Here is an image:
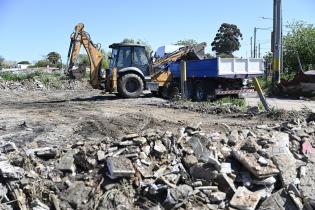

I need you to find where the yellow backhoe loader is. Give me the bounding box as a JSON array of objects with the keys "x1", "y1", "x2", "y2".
[{"x1": 65, "y1": 23, "x2": 206, "y2": 98}]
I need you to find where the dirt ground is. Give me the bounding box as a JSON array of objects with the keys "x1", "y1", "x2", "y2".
[
  {"x1": 245, "y1": 93, "x2": 315, "y2": 111},
  {"x1": 0, "y1": 90, "x2": 276, "y2": 149}
]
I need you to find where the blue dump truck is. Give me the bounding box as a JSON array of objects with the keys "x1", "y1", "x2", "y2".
[{"x1": 165, "y1": 57, "x2": 265, "y2": 101}]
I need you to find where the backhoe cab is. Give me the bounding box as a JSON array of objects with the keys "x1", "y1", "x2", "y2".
[{"x1": 108, "y1": 43, "x2": 157, "y2": 98}]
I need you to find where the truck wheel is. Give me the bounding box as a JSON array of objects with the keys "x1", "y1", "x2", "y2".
[
  {"x1": 118, "y1": 73, "x2": 144, "y2": 98},
  {"x1": 193, "y1": 81, "x2": 207, "y2": 101}
]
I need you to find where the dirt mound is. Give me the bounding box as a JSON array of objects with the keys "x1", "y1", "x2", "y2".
[{"x1": 74, "y1": 113, "x2": 156, "y2": 140}]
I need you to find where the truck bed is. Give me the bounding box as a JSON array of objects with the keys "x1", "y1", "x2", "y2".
[{"x1": 169, "y1": 58, "x2": 265, "y2": 79}]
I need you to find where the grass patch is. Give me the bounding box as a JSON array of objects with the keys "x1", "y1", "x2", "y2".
[{"x1": 214, "y1": 96, "x2": 247, "y2": 108}]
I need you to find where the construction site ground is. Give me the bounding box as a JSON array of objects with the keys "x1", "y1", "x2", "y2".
[{"x1": 0, "y1": 89, "x2": 310, "y2": 149}]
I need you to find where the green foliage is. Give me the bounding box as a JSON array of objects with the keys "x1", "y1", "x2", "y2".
[
  {"x1": 121, "y1": 38, "x2": 152, "y2": 55},
  {"x1": 256, "y1": 76, "x2": 272, "y2": 91},
  {"x1": 174, "y1": 39, "x2": 198, "y2": 47},
  {"x1": 76, "y1": 49, "x2": 110, "y2": 70},
  {"x1": 263, "y1": 52, "x2": 273, "y2": 65},
  {"x1": 34, "y1": 59, "x2": 50, "y2": 67},
  {"x1": 211, "y1": 23, "x2": 243, "y2": 56},
  {"x1": 17, "y1": 61, "x2": 31, "y2": 65},
  {"x1": 214, "y1": 96, "x2": 246, "y2": 107},
  {"x1": 0, "y1": 56, "x2": 4, "y2": 69},
  {"x1": 77, "y1": 54, "x2": 90, "y2": 66},
  {"x1": 0, "y1": 71, "x2": 41, "y2": 81},
  {"x1": 0, "y1": 71, "x2": 66, "y2": 89},
  {"x1": 216, "y1": 53, "x2": 234, "y2": 58},
  {"x1": 100, "y1": 49, "x2": 110, "y2": 70},
  {"x1": 283, "y1": 21, "x2": 315, "y2": 73},
  {"x1": 47, "y1": 52, "x2": 61, "y2": 66}
]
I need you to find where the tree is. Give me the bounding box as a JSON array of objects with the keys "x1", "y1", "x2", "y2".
[
  {"x1": 121, "y1": 38, "x2": 152, "y2": 55},
  {"x1": 17, "y1": 61, "x2": 31, "y2": 65},
  {"x1": 283, "y1": 21, "x2": 315, "y2": 73},
  {"x1": 0, "y1": 56, "x2": 4, "y2": 69},
  {"x1": 47, "y1": 52, "x2": 61, "y2": 66},
  {"x1": 174, "y1": 39, "x2": 198, "y2": 47},
  {"x1": 211, "y1": 23, "x2": 243, "y2": 57},
  {"x1": 34, "y1": 59, "x2": 50, "y2": 67},
  {"x1": 76, "y1": 49, "x2": 110, "y2": 70}
]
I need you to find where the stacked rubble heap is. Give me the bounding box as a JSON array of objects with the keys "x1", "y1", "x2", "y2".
[{"x1": 0, "y1": 113, "x2": 315, "y2": 209}]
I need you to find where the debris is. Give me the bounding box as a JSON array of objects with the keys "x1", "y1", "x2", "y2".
[
  {"x1": 0, "y1": 109, "x2": 313, "y2": 209},
  {"x1": 258, "y1": 189, "x2": 298, "y2": 210},
  {"x1": 153, "y1": 140, "x2": 167, "y2": 156},
  {"x1": 209, "y1": 191, "x2": 226, "y2": 202},
  {"x1": 55, "y1": 153, "x2": 75, "y2": 173},
  {"x1": 62, "y1": 181, "x2": 92, "y2": 209},
  {"x1": 106, "y1": 156, "x2": 135, "y2": 178},
  {"x1": 0, "y1": 161, "x2": 25, "y2": 179},
  {"x1": 272, "y1": 152, "x2": 297, "y2": 186},
  {"x1": 228, "y1": 129, "x2": 239, "y2": 146},
  {"x1": 230, "y1": 186, "x2": 261, "y2": 210},
  {"x1": 31, "y1": 199, "x2": 49, "y2": 210},
  {"x1": 2, "y1": 142, "x2": 18, "y2": 153},
  {"x1": 302, "y1": 140, "x2": 314, "y2": 154},
  {"x1": 232, "y1": 150, "x2": 279, "y2": 178}
]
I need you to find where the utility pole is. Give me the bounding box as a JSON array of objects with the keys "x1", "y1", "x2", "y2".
[
  {"x1": 258, "y1": 43, "x2": 261, "y2": 58},
  {"x1": 250, "y1": 37, "x2": 253, "y2": 57},
  {"x1": 272, "y1": 0, "x2": 282, "y2": 85},
  {"x1": 254, "y1": 27, "x2": 257, "y2": 58}
]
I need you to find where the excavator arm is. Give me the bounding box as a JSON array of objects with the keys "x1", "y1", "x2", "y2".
[{"x1": 66, "y1": 23, "x2": 103, "y2": 89}]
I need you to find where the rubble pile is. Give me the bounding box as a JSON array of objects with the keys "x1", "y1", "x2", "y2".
[
  {"x1": 0, "y1": 79, "x2": 92, "y2": 91},
  {"x1": 161, "y1": 100, "x2": 244, "y2": 115},
  {"x1": 0, "y1": 116, "x2": 315, "y2": 209}
]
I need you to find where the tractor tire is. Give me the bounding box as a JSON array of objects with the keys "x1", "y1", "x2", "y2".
[{"x1": 118, "y1": 73, "x2": 144, "y2": 98}]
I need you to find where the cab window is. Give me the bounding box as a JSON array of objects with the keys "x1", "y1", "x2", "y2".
[
  {"x1": 116, "y1": 47, "x2": 132, "y2": 68},
  {"x1": 133, "y1": 47, "x2": 149, "y2": 66}
]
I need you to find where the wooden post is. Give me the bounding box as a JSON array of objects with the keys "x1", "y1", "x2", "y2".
[
  {"x1": 180, "y1": 61, "x2": 187, "y2": 99},
  {"x1": 253, "y1": 77, "x2": 270, "y2": 112}
]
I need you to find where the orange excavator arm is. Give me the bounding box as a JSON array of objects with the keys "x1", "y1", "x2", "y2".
[{"x1": 66, "y1": 23, "x2": 103, "y2": 89}]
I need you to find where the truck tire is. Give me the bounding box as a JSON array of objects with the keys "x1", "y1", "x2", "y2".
[
  {"x1": 193, "y1": 81, "x2": 207, "y2": 101},
  {"x1": 118, "y1": 73, "x2": 144, "y2": 98}
]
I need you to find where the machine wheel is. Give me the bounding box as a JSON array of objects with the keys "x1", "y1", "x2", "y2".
[
  {"x1": 118, "y1": 73, "x2": 144, "y2": 98},
  {"x1": 193, "y1": 81, "x2": 207, "y2": 101}
]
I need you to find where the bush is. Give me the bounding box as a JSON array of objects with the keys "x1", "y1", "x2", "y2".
[{"x1": 215, "y1": 96, "x2": 246, "y2": 107}]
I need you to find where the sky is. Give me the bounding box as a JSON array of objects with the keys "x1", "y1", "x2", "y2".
[{"x1": 0, "y1": 0, "x2": 314, "y2": 63}]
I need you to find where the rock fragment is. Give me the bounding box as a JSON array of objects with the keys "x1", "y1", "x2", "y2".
[
  {"x1": 106, "y1": 156, "x2": 135, "y2": 178},
  {"x1": 0, "y1": 161, "x2": 24, "y2": 179},
  {"x1": 230, "y1": 186, "x2": 261, "y2": 210}
]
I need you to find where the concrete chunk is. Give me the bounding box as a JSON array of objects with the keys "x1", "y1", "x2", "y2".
[
  {"x1": 272, "y1": 152, "x2": 296, "y2": 187},
  {"x1": 153, "y1": 140, "x2": 167, "y2": 156},
  {"x1": 0, "y1": 161, "x2": 25, "y2": 179},
  {"x1": 258, "y1": 189, "x2": 298, "y2": 210},
  {"x1": 121, "y1": 133, "x2": 139, "y2": 140},
  {"x1": 55, "y1": 154, "x2": 75, "y2": 173},
  {"x1": 2, "y1": 142, "x2": 18, "y2": 153},
  {"x1": 232, "y1": 150, "x2": 279, "y2": 178},
  {"x1": 230, "y1": 186, "x2": 261, "y2": 210},
  {"x1": 106, "y1": 156, "x2": 135, "y2": 178},
  {"x1": 209, "y1": 192, "x2": 226, "y2": 202},
  {"x1": 228, "y1": 129, "x2": 239, "y2": 146}
]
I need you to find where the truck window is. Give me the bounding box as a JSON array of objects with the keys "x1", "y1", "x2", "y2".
[{"x1": 116, "y1": 47, "x2": 132, "y2": 68}]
